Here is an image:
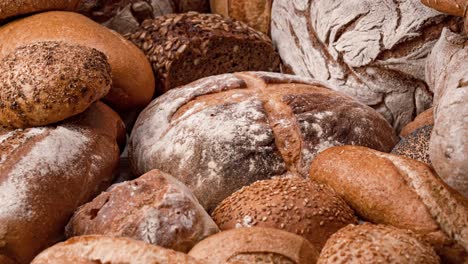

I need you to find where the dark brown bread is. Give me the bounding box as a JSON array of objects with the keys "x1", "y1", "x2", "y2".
[
  {"x1": 392, "y1": 125, "x2": 432, "y2": 165},
  {"x1": 188, "y1": 227, "x2": 319, "y2": 263},
  {"x1": 400, "y1": 107, "x2": 434, "y2": 137},
  {"x1": 318, "y1": 223, "x2": 440, "y2": 264},
  {"x1": 129, "y1": 72, "x2": 398, "y2": 211},
  {"x1": 0, "y1": 102, "x2": 124, "y2": 264},
  {"x1": 0, "y1": 0, "x2": 80, "y2": 21},
  {"x1": 174, "y1": 0, "x2": 210, "y2": 13},
  {"x1": 126, "y1": 13, "x2": 280, "y2": 94},
  {"x1": 0, "y1": 41, "x2": 111, "y2": 129},
  {"x1": 212, "y1": 176, "x2": 357, "y2": 250},
  {"x1": 66, "y1": 169, "x2": 219, "y2": 252}
]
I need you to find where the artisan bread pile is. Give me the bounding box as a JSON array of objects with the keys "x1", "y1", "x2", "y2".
[{"x1": 0, "y1": 0, "x2": 466, "y2": 263}]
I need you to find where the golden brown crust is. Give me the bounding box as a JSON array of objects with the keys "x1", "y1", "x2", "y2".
[
  {"x1": 188, "y1": 227, "x2": 319, "y2": 263},
  {"x1": 0, "y1": 11, "x2": 155, "y2": 110},
  {"x1": 421, "y1": 0, "x2": 468, "y2": 16},
  {"x1": 400, "y1": 107, "x2": 434, "y2": 137},
  {"x1": 0, "y1": 0, "x2": 81, "y2": 21}
]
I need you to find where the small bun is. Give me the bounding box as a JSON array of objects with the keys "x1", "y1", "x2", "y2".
[
  {"x1": 318, "y1": 223, "x2": 440, "y2": 264},
  {"x1": 188, "y1": 227, "x2": 319, "y2": 263},
  {"x1": 0, "y1": 41, "x2": 111, "y2": 128},
  {"x1": 212, "y1": 176, "x2": 358, "y2": 249},
  {"x1": 31, "y1": 235, "x2": 202, "y2": 264},
  {"x1": 392, "y1": 125, "x2": 432, "y2": 165}
]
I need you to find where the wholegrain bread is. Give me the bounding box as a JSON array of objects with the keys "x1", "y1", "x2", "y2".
[{"x1": 392, "y1": 125, "x2": 432, "y2": 165}]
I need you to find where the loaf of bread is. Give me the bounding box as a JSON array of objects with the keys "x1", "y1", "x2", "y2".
[
  {"x1": 0, "y1": 102, "x2": 124, "y2": 264},
  {"x1": 126, "y1": 13, "x2": 280, "y2": 94},
  {"x1": 31, "y1": 235, "x2": 202, "y2": 264},
  {"x1": 318, "y1": 224, "x2": 440, "y2": 264},
  {"x1": 426, "y1": 29, "x2": 468, "y2": 198},
  {"x1": 421, "y1": 0, "x2": 468, "y2": 16},
  {"x1": 0, "y1": 41, "x2": 111, "y2": 129},
  {"x1": 129, "y1": 72, "x2": 398, "y2": 211},
  {"x1": 271, "y1": 0, "x2": 463, "y2": 130},
  {"x1": 392, "y1": 125, "x2": 432, "y2": 165},
  {"x1": 66, "y1": 169, "x2": 219, "y2": 252},
  {"x1": 210, "y1": 0, "x2": 272, "y2": 34},
  {"x1": 0, "y1": 11, "x2": 155, "y2": 110},
  {"x1": 188, "y1": 227, "x2": 319, "y2": 263},
  {"x1": 212, "y1": 176, "x2": 357, "y2": 250},
  {"x1": 309, "y1": 146, "x2": 468, "y2": 262},
  {"x1": 400, "y1": 107, "x2": 434, "y2": 137},
  {"x1": 0, "y1": 0, "x2": 80, "y2": 21}
]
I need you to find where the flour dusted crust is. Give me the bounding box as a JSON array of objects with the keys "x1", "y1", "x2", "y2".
[
  {"x1": 129, "y1": 72, "x2": 397, "y2": 211},
  {"x1": 271, "y1": 0, "x2": 462, "y2": 130},
  {"x1": 426, "y1": 29, "x2": 468, "y2": 198},
  {"x1": 66, "y1": 169, "x2": 219, "y2": 252}
]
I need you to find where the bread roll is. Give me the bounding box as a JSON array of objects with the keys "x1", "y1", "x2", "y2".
[
  {"x1": 0, "y1": 41, "x2": 111, "y2": 129},
  {"x1": 210, "y1": 0, "x2": 272, "y2": 34},
  {"x1": 392, "y1": 125, "x2": 432, "y2": 165},
  {"x1": 421, "y1": 0, "x2": 468, "y2": 16},
  {"x1": 0, "y1": 0, "x2": 80, "y2": 21},
  {"x1": 318, "y1": 223, "x2": 440, "y2": 264},
  {"x1": 271, "y1": 0, "x2": 463, "y2": 130},
  {"x1": 66, "y1": 169, "x2": 219, "y2": 252},
  {"x1": 426, "y1": 29, "x2": 468, "y2": 198},
  {"x1": 400, "y1": 107, "x2": 434, "y2": 137},
  {"x1": 129, "y1": 72, "x2": 398, "y2": 211},
  {"x1": 0, "y1": 11, "x2": 155, "y2": 110},
  {"x1": 212, "y1": 176, "x2": 357, "y2": 249},
  {"x1": 126, "y1": 13, "x2": 280, "y2": 94},
  {"x1": 0, "y1": 102, "x2": 124, "y2": 264},
  {"x1": 188, "y1": 227, "x2": 319, "y2": 263},
  {"x1": 31, "y1": 235, "x2": 202, "y2": 264}
]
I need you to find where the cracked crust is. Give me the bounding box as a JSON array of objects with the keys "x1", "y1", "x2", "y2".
[
  {"x1": 129, "y1": 72, "x2": 398, "y2": 211},
  {"x1": 271, "y1": 0, "x2": 463, "y2": 131}
]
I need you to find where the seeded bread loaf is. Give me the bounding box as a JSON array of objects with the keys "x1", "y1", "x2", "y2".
[
  {"x1": 31, "y1": 235, "x2": 203, "y2": 264},
  {"x1": 0, "y1": 11, "x2": 155, "y2": 110},
  {"x1": 400, "y1": 107, "x2": 434, "y2": 137},
  {"x1": 212, "y1": 176, "x2": 357, "y2": 250},
  {"x1": 0, "y1": 102, "x2": 124, "y2": 264},
  {"x1": 271, "y1": 0, "x2": 463, "y2": 130},
  {"x1": 66, "y1": 169, "x2": 219, "y2": 252},
  {"x1": 126, "y1": 13, "x2": 280, "y2": 94},
  {"x1": 129, "y1": 72, "x2": 398, "y2": 211},
  {"x1": 392, "y1": 125, "x2": 432, "y2": 165},
  {"x1": 421, "y1": 0, "x2": 468, "y2": 16},
  {"x1": 188, "y1": 227, "x2": 319, "y2": 263},
  {"x1": 426, "y1": 29, "x2": 468, "y2": 198},
  {"x1": 0, "y1": 41, "x2": 111, "y2": 129}
]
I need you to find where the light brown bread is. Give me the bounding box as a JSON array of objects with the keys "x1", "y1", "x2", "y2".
[
  {"x1": 421, "y1": 0, "x2": 468, "y2": 16},
  {"x1": 188, "y1": 227, "x2": 319, "y2": 263},
  {"x1": 31, "y1": 235, "x2": 202, "y2": 264},
  {"x1": 318, "y1": 223, "x2": 440, "y2": 264},
  {"x1": 400, "y1": 107, "x2": 434, "y2": 137},
  {"x1": 66, "y1": 169, "x2": 219, "y2": 252},
  {"x1": 0, "y1": 102, "x2": 124, "y2": 264},
  {"x1": 0, "y1": 41, "x2": 111, "y2": 129},
  {"x1": 212, "y1": 176, "x2": 357, "y2": 250},
  {"x1": 392, "y1": 125, "x2": 432, "y2": 165},
  {"x1": 0, "y1": 11, "x2": 155, "y2": 110}
]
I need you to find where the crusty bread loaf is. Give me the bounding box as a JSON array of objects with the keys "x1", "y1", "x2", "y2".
[
  {"x1": 66, "y1": 169, "x2": 219, "y2": 252},
  {"x1": 400, "y1": 107, "x2": 434, "y2": 137},
  {"x1": 0, "y1": 11, "x2": 155, "y2": 110},
  {"x1": 309, "y1": 146, "x2": 468, "y2": 262},
  {"x1": 212, "y1": 176, "x2": 357, "y2": 250},
  {"x1": 31, "y1": 235, "x2": 202, "y2": 264},
  {"x1": 0, "y1": 102, "x2": 124, "y2": 264},
  {"x1": 129, "y1": 72, "x2": 398, "y2": 211},
  {"x1": 421, "y1": 0, "x2": 468, "y2": 16},
  {"x1": 126, "y1": 13, "x2": 280, "y2": 94},
  {"x1": 392, "y1": 125, "x2": 432, "y2": 165},
  {"x1": 0, "y1": 41, "x2": 111, "y2": 129},
  {"x1": 271, "y1": 0, "x2": 463, "y2": 130},
  {"x1": 188, "y1": 227, "x2": 319, "y2": 263},
  {"x1": 0, "y1": 0, "x2": 80, "y2": 21},
  {"x1": 210, "y1": 0, "x2": 272, "y2": 34},
  {"x1": 318, "y1": 223, "x2": 440, "y2": 264},
  {"x1": 426, "y1": 29, "x2": 468, "y2": 198}
]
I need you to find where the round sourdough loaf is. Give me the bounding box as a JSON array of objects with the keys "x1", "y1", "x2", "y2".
[
  {"x1": 318, "y1": 224, "x2": 440, "y2": 264},
  {"x1": 0, "y1": 102, "x2": 124, "y2": 264},
  {"x1": 212, "y1": 176, "x2": 357, "y2": 250},
  {"x1": 400, "y1": 107, "x2": 434, "y2": 137},
  {"x1": 271, "y1": 0, "x2": 463, "y2": 130},
  {"x1": 392, "y1": 125, "x2": 432, "y2": 165},
  {"x1": 0, "y1": 41, "x2": 111, "y2": 129},
  {"x1": 421, "y1": 0, "x2": 468, "y2": 16},
  {"x1": 0, "y1": 11, "x2": 155, "y2": 110},
  {"x1": 66, "y1": 169, "x2": 219, "y2": 252},
  {"x1": 31, "y1": 235, "x2": 202, "y2": 264},
  {"x1": 129, "y1": 72, "x2": 398, "y2": 211},
  {"x1": 210, "y1": 0, "x2": 272, "y2": 34},
  {"x1": 126, "y1": 13, "x2": 280, "y2": 94},
  {"x1": 188, "y1": 227, "x2": 319, "y2": 263},
  {"x1": 426, "y1": 29, "x2": 468, "y2": 198}
]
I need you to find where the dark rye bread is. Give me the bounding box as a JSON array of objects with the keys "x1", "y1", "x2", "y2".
[
  {"x1": 129, "y1": 72, "x2": 398, "y2": 211},
  {"x1": 271, "y1": 0, "x2": 463, "y2": 131},
  {"x1": 392, "y1": 125, "x2": 432, "y2": 165},
  {"x1": 126, "y1": 12, "x2": 280, "y2": 94},
  {"x1": 0, "y1": 41, "x2": 111, "y2": 129}
]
